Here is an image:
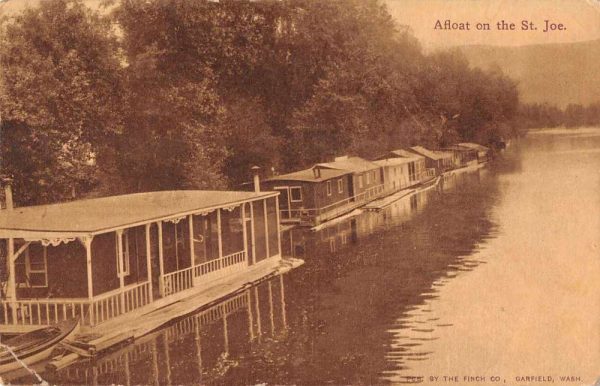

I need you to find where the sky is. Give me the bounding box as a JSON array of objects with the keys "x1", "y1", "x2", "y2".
[{"x1": 385, "y1": 0, "x2": 600, "y2": 50}]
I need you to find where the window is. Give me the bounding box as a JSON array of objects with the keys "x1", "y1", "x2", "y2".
[
  {"x1": 117, "y1": 231, "x2": 131, "y2": 277},
  {"x1": 290, "y1": 187, "x2": 302, "y2": 202},
  {"x1": 366, "y1": 172, "x2": 370, "y2": 184},
  {"x1": 337, "y1": 178, "x2": 343, "y2": 193},
  {"x1": 326, "y1": 181, "x2": 332, "y2": 196},
  {"x1": 358, "y1": 175, "x2": 364, "y2": 188},
  {"x1": 26, "y1": 244, "x2": 48, "y2": 287}
]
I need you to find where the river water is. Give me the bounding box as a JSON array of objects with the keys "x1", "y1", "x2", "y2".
[{"x1": 17, "y1": 129, "x2": 600, "y2": 385}]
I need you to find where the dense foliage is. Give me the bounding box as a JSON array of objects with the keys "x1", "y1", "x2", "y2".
[{"x1": 1, "y1": 0, "x2": 527, "y2": 206}]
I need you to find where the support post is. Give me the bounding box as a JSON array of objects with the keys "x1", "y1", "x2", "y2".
[
  {"x1": 223, "y1": 308, "x2": 229, "y2": 355},
  {"x1": 263, "y1": 200, "x2": 269, "y2": 258},
  {"x1": 84, "y1": 236, "x2": 94, "y2": 325},
  {"x1": 188, "y1": 215, "x2": 195, "y2": 272},
  {"x1": 216, "y1": 209, "x2": 223, "y2": 259},
  {"x1": 7, "y1": 237, "x2": 17, "y2": 324},
  {"x1": 145, "y1": 223, "x2": 153, "y2": 303},
  {"x1": 116, "y1": 230, "x2": 125, "y2": 313},
  {"x1": 158, "y1": 222, "x2": 165, "y2": 297},
  {"x1": 246, "y1": 290, "x2": 254, "y2": 340},
  {"x1": 242, "y1": 205, "x2": 248, "y2": 263},
  {"x1": 276, "y1": 195, "x2": 282, "y2": 257},
  {"x1": 250, "y1": 204, "x2": 256, "y2": 264}
]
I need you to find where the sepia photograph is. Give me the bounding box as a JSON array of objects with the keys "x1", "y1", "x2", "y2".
[{"x1": 0, "y1": 0, "x2": 599, "y2": 384}]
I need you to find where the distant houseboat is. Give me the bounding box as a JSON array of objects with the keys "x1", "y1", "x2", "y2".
[
  {"x1": 458, "y1": 143, "x2": 491, "y2": 163},
  {"x1": 407, "y1": 146, "x2": 454, "y2": 176},
  {"x1": 262, "y1": 156, "x2": 385, "y2": 226},
  {"x1": 0, "y1": 190, "x2": 300, "y2": 336},
  {"x1": 445, "y1": 145, "x2": 479, "y2": 169},
  {"x1": 375, "y1": 149, "x2": 433, "y2": 184}
]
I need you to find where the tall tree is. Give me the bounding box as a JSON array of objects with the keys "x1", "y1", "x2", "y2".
[{"x1": 0, "y1": 0, "x2": 123, "y2": 205}]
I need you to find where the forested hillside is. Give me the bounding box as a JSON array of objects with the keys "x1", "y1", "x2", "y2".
[{"x1": 1, "y1": 0, "x2": 520, "y2": 206}]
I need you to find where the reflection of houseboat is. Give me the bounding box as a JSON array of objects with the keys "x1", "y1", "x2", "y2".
[
  {"x1": 0, "y1": 189, "x2": 301, "y2": 358},
  {"x1": 45, "y1": 274, "x2": 288, "y2": 385},
  {"x1": 262, "y1": 156, "x2": 384, "y2": 226}
]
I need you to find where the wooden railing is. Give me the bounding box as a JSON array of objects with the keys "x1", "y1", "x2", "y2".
[
  {"x1": 281, "y1": 184, "x2": 386, "y2": 220},
  {"x1": 91, "y1": 281, "x2": 152, "y2": 325},
  {"x1": 162, "y1": 266, "x2": 194, "y2": 297},
  {"x1": 193, "y1": 251, "x2": 246, "y2": 278},
  {"x1": 0, "y1": 298, "x2": 90, "y2": 326},
  {"x1": 161, "y1": 251, "x2": 247, "y2": 297}
]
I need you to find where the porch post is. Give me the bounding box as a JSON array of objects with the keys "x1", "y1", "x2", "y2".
[
  {"x1": 216, "y1": 209, "x2": 223, "y2": 258},
  {"x1": 7, "y1": 237, "x2": 17, "y2": 324},
  {"x1": 276, "y1": 196, "x2": 282, "y2": 257},
  {"x1": 263, "y1": 200, "x2": 269, "y2": 258},
  {"x1": 242, "y1": 205, "x2": 248, "y2": 263},
  {"x1": 116, "y1": 229, "x2": 125, "y2": 312},
  {"x1": 158, "y1": 222, "x2": 165, "y2": 297},
  {"x1": 188, "y1": 215, "x2": 195, "y2": 270},
  {"x1": 145, "y1": 223, "x2": 153, "y2": 303},
  {"x1": 84, "y1": 236, "x2": 94, "y2": 325},
  {"x1": 250, "y1": 203, "x2": 256, "y2": 264}
]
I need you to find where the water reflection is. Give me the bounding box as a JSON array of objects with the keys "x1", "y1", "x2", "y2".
[{"x1": 42, "y1": 275, "x2": 288, "y2": 385}]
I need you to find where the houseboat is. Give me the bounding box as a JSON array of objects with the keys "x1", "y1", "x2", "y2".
[
  {"x1": 375, "y1": 149, "x2": 433, "y2": 184},
  {"x1": 261, "y1": 166, "x2": 353, "y2": 225},
  {"x1": 0, "y1": 189, "x2": 302, "y2": 346},
  {"x1": 407, "y1": 146, "x2": 454, "y2": 176},
  {"x1": 262, "y1": 156, "x2": 385, "y2": 226},
  {"x1": 374, "y1": 154, "x2": 424, "y2": 193},
  {"x1": 458, "y1": 142, "x2": 491, "y2": 163},
  {"x1": 444, "y1": 145, "x2": 479, "y2": 169}
]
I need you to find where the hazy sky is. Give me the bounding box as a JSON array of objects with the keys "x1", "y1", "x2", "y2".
[{"x1": 385, "y1": 0, "x2": 600, "y2": 50}]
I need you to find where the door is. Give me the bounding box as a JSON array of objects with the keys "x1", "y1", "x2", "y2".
[{"x1": 274, "y1": 187, "x2": 291, "y2": 219}]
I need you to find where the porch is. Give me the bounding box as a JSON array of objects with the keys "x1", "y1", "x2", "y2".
[{"x1": 0, "y1": 191, "x2": 283, "y2": 333}]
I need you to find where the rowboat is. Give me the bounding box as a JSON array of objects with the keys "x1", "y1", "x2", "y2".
[{"x1": 0, "y1": 318, "x2": 80, "y2": 373}]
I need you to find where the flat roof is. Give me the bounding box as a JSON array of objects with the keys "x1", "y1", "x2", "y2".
[
  {"x1": 0, "y1": 190, "x2": 276, "y2": 238},
  {"x1": 383, "y1": 149, "x2": 425, "y2": 160},
  {"x1": 458, "y1": 142, "x2": 491, "y2": 151},
  {"x1": 266, "y1": 167, "x2": 351, "y2": 183},
  {"x1": 409, "y1": 146, "x2": 453, "y2": 160},
  {"x1": 374, "y1": 158, "x2": 415, "y2": 167},
  {"x1": 316, "y1": 157, "x2": 380, "y2": 173}
]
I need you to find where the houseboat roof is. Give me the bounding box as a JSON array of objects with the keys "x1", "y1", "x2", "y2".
[
  {"x1": 266, "y1": 167, "x2": 351, "y2": 183},
  {"x1": 377, "y1": 149, "x2": 425, "y2": 160},
  {"x1": 0, "y1": 190, "x2": 276, "y2": 238},
  {"x1": 409, "y1": 146, "x2": 453, "y2": 161},
  {"x1": 316, "y1": 156, "x2": 380, "y2": 173},
  {"x1": 458, "y1": 142, "x2": 490, "y2": 151},
  {"x1": 373, "y1": 157, "x2": 416, "y2": 167}
]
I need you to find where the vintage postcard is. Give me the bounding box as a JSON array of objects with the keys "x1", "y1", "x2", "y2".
[{"x1": 0, "y1": 0, "x2": 598, "y2": 385}]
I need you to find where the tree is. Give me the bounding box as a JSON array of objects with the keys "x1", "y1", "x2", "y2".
[{"x1": 0, "y1": 0, "x2": 123, "y2": 205}]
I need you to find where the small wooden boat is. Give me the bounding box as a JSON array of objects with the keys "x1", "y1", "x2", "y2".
[{"x1": 0, "y1": 318, "x2": 80, "y2": 373}]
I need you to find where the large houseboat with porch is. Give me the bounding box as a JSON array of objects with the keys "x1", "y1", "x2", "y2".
[{"x1": 0, "y1": 189, "x2": 302, "y2": 345}]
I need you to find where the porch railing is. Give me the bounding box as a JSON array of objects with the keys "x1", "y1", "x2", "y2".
[
  {"x1": 161, "y1": 251, "x2": 247, "y2": 297},
  {"x1": 0, "y1": 298, "x2": 90, "y2": 326},
  {"x1": 280, "y1": 183, "x2": 386, "y2": 220},
  {"x1": 91, "y1": 281, "x2": 152, "y2": 325}
]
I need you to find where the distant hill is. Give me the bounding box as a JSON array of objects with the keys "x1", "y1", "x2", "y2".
[{"x1": 459, "y1": 39, "x2": 600, "y2": 108}]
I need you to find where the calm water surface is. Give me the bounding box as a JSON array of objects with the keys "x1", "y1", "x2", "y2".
[{"x1": 19, "y1": 129, "x2": 600, "y2": 385}]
